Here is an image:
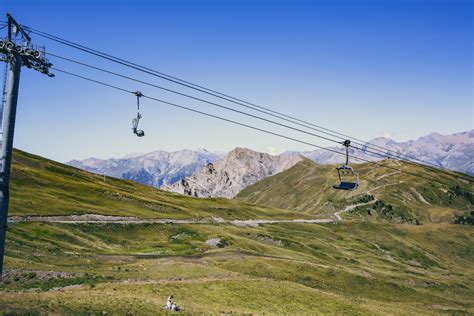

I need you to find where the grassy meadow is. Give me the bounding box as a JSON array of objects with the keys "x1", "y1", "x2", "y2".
[{"x1": 0, "y1": 150, "x2": 472, "y2": 315}]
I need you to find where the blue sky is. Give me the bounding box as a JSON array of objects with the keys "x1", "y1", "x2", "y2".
[{"x1": 1, "y1": 0, "x2": 472, "y2": 161}]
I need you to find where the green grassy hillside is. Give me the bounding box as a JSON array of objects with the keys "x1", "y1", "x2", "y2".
[
  {"x1": 2, "y1": 221, "x2": 473, "y2": 315},
  {"x1": 10, "y1": 149, "x2": 311, "y2": 220},
  {"x1": 237, "y1": 158, "x2": 473, "y2": 224},
  {"x1": 1, "y1": 150, "x2": 473, "y2": 315}
]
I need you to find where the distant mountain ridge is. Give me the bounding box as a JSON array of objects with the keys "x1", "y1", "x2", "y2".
[
  {"x1": 298, "y1": 130, "x2": 474, "y2": 175},
  {"x1": 162, "y1": 148, "x2": 303, "y2": 198},
  {"x1": 67, "y1": 130, "x2": 473, "y2": 193},
  {"x1": 67, "y1": 149, "x2": 223, "y2": 187}
]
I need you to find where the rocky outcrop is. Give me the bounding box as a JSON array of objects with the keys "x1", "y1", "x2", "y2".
[
  {"x1": 67, "y1": 149, "x2": 223, "y2": 187},
  {"x1": 163, "y1": 148, "x2": 303, "y2": 198}
]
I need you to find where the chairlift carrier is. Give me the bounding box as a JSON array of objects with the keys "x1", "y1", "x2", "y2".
[
  {"x1": 333, "y1": 140, "x2": 359, "y2": 191},
  {"x1": 132, "y1": 91, "x2": 145, "y2": 137}
]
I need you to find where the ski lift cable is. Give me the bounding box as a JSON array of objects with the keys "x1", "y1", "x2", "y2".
[
  {"x1": 51, "y1": 67, "x2": 474, "y2": 194},
  {"x1": 20, "y1": 25, "x2": 450, "y2": 170},
  {"x1": 4, "y1": 22, "x2": 472, "y2": 186},
  {"x1": 46, "y1": 52, "x2": 474, "y2": 183},
  {"x1": 1, "y1": 20, "x2": 469, "y2": 182},
  {"x1": 0, "y1": 20, "x2": 466, "y2": 181},
  {"x1": 46, "y1": 52, "x2": 342, "y2": 144},
  {"x1": 39, "y1": 28, "x2": 441, "y2": 167}
]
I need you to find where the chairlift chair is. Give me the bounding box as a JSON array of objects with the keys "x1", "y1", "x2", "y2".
[
  {"x1": 132, "y1": 113, "x2": 145, "y2": 137},
  {"x1": 333, "y1": 140, "x2": 359, "y2": 191},
  {"x1": 132, "y1": 91, "x2": 145, "y2": 137}
]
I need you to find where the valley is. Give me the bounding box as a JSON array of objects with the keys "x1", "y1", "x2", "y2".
[{"x1": 0, "y1": 149, "x2": 472, "y2": 314}]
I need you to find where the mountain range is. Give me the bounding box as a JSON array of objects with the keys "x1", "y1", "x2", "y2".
[
  {"x1": 67, "y1": 130, "x2": 474, "y2": 197},
  {"x1": 67, "y1": 149, "x2": 223, "y2": 188},
  {"x1": 299, "y1": 130, "x2": 474, "y2": 175}
]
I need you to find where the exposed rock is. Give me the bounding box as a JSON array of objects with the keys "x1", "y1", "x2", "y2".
[
  {"x1": 205, "y1": 238, "x2": 222, "y2": 248},
  {"x1": 163, "y1": 148, "x2": 303, "y2": 198},
  {"x1": 298, "y1": 130, "x2": 474, "y2": 175},
  {"x1": 67, "y1": 149, "x2": 223, "y2": 187}
]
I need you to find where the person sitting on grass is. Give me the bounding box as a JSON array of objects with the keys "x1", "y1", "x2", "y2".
[{"x1": 165, "y1": 295, "x2": 180, "y2": 311}]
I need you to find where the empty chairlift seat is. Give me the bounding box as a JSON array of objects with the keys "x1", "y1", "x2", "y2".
[{"x1": 333, "y1": 140, "x2": 359, "y2": 191}]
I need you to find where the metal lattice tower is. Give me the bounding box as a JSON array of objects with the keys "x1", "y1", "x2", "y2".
[
  {"x1": 0, "y1": 14, "x2": 54, "y2": 278},
  {"x1": 0, "y1": 62, "x2": 8, "y2": 130}
]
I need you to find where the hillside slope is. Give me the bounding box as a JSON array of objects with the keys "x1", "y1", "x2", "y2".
[
  {"x1": 237, "y1": 158, "x2": 473, "y2": 223},
  {"x1": 10, "y1": 149, "x2": 310, "y2": 220},
  {"x1": 0, "y1": 150, "x2": 472, "y2": 315}
]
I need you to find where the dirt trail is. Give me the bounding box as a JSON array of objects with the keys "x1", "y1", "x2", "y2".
[
  {"x1": 8, "y1": 214, "x2": 336, "y2": 226},
  {"x1": 8, "y1": 214, "x2": 223, "y2": 225},
  {"x1": 9, "y1": 173, "x2": 401, "y2": 227},
  {"x1": 410, "y1": 187, "x2": 431, "y2": 205}
]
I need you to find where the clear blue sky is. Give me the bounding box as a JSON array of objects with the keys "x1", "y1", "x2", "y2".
[{"x1": 1, "y1": 0, "x2": 472, "y2": 161}]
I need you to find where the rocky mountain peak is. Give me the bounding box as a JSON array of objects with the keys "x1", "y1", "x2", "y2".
[
  {"x1": 163, "y1": 147, "x2": 303, "y2": 198},
  {"x1": 67, "y1": 149, "x2": 224, "y2": 188},
  {"x1": 67, "y1": 130, "x2": 473, "y2": 195}
]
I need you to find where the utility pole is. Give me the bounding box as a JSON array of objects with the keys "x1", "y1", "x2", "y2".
[
  {"x1": 0, "y1": 14, "x2": 53, "y2": 278},
  {"x1": 0, "y1": 53, "x2": 21, "y2": 277}
]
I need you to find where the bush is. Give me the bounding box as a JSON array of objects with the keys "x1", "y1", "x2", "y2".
[
  {"x1": 451, "y1": 185, "x2": 474, "y2": 204},
  {"x1": 454, "y1": 211, "x2": 474, "y2": 225},
  {"x1": 217, "y1": 238, "x2": 230, "y2": 248}
]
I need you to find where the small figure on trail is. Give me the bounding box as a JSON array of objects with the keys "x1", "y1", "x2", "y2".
[{"x1": 165, "y1": 295, "x2": 180, "y2": 311}]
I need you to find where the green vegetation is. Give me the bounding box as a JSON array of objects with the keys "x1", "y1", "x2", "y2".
[
  {"x1": 237, "y1": 158, "x2": 473, "y2": 224},
  {"x1": 2, "y1": 221, "x2": 473, "y2": 315},
  {"x1": 1, "y1": 270, "x2": 112, "y2": 291},
  {"x1": 10, "y1": 149, "x2": 312, "y2": 220},
  {"x1": 351, "y1": 199, "x2": 419, "y2": 224},
  {"x1": 347, "y1": 193, "x2": 375, "y2": 205},
  {"x1": 454, "y1": 210, "x2": 474, "y2": 225},
  {"x1": 0, "y1": 149, "x2": 473, "y2": 315},
  {"x1": 451, "y1": 185, "x2": 474, "y2": 204}
]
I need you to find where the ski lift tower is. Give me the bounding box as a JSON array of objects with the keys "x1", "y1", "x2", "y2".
[{"x1": 0, "y1": 14, "x2": 54, "y2": 278}]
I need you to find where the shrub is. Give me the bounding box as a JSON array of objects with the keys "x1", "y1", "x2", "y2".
[{"x1": 454, "y1": 211, "x2": 474, "y2": 225}]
